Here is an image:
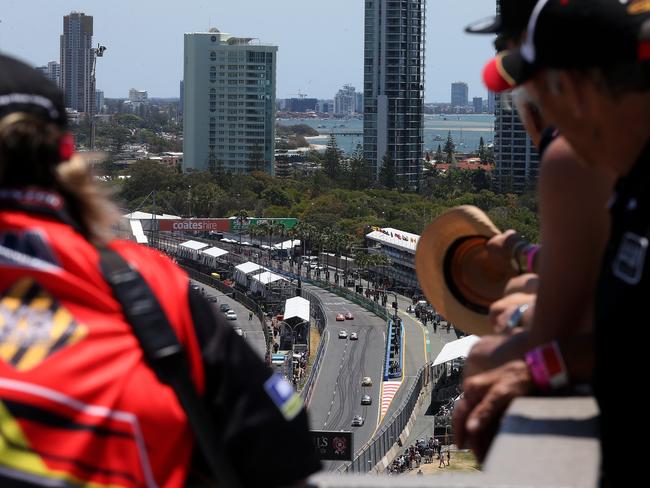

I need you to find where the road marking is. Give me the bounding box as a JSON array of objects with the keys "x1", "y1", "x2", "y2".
[{"x1": 379, "y1": 381, "x2": 403, "y2": 421}]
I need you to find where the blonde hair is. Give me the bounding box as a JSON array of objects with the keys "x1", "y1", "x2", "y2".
[{"x1": 0, "y1": 113, "x2": 120, "y2": 245}]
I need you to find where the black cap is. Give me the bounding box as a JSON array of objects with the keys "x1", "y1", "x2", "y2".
[
  {"x1": 0, "y1": 54, "x2": 67, "y2": 128},
  {"x1": 465, "y1": 0, "x2": 537, "y2": 37},
  {"x1": 483, "y1": 0, "x2": 650, "y2": 92}
]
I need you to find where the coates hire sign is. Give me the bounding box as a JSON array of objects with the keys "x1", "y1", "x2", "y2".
[
  {"x1": 158, "y1": 219, "x2": 231, "y2": 232},
  {"x1": 309, "y1": 431, "x2": 353, "y2": 461}
]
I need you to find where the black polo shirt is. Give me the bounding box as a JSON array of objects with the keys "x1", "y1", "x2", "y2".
[{"x1": 594, "y1": 141, "x2": 650, "y2": 482}]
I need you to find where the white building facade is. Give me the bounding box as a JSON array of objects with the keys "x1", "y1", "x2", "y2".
[{"x1": 183, "y1": 29, "x2": 277, "y2": 175}]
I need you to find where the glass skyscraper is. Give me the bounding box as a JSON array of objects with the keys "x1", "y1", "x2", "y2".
[
  {"x1": 60, "y1": 12, "x2": 95, "y2": 115},
  {"x1": 363, "y1": 0, "x2": 426, "y2": 189}
]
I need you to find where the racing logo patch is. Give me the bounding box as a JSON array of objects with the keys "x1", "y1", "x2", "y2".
[
  {"x1": 0, "y1": 278, "x2": 87, "y2": 371},
  {"x1": 612, "y1": 232, "x2": 648, "y2": 285},
  {"x1": 264, "y1": 374, "x2": 303, "y2": 421}
]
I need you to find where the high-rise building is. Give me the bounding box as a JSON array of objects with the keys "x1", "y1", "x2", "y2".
[
  {"x1": 60, "y1": 12, "x2": 95, "y2": 114},
  {"x1": 334, "y1": 84, "x2": 356, "y2": 116},
  {"x1": 473, "y1": 97, "x2": 483, "y2": 113},
  {"x1": 493, "y1": 0, "x2": 538, "y2": 193},
  {"x1": 487, "y1": 90, "x2": 496, "y2": 113},
  {"x1": 95, "y1": 90, "x2": 104, "y2": 114},
  {"x1": 451, "y1": 82, "x2": 469, "y2": 108},
  {"x1": 364, "y1": 0, "x2": 426, "y2": 189},
  {"x1": 355, "y1": 92, "x2": 363, "y2": 114},
  {"x1": 36, "y1": 61, "x2": 61, "y2": 87},
  {"x1": 183, "y1": 28, "x2": 277, "y2": 175},
  {"x1": 285, "y1": 98, "x2": 318, "y2": 112},
  {"x1": 179, "y1": 80, "x2": 184, "y2": 116}
]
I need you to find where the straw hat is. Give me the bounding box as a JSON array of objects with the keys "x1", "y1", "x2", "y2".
[{"x1": 415, "y1": 205, "x2": 517, "y2": 336}]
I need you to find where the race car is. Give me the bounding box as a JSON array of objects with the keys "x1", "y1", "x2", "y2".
[{"x1": 335, "y1": 313, "x2": 345, "y2": 321}]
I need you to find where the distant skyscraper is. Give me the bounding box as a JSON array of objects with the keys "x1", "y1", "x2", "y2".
[
  {"x1": 487, "y1": 90, "x2": 496, "y2": 113},
  {"x1": 95, "y1": 90, "x2": 104, "y2": 114},
  {"x1": 473, "y1": 97, "x2": 483, "y2": 113},
  {"x1": 183, "y1": 29, "x2": 277, "y2": 175},
  {"x1": 60, "y1": 12, "x2": 95, "y2": 114},
  {"x1": 334, "y1": 84, "x2": 356, "y2": 116},
  {"x1": 451, "y1": 82, "x2": 469, "y2": 108},
  {"x1": 355, "y1": 92, "x2": 363, "y2": 114},
  {"x1": 364, "y1": 0, "x2": 426, "y2": 188},
  {"x1": 128, "y1": 89, "x2": 148, "y2": 103},
  {"x1": 493, "y1": 0, "x2": 538, "y2": 193}
]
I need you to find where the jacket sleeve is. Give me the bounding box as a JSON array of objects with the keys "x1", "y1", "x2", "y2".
[{"x1": 187, "y1": 288, "x2": 321, "y2": 487}]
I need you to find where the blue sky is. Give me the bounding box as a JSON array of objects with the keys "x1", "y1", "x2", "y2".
[{"x1": 1, "y1": 0, "x2": 496, "y2": 102}]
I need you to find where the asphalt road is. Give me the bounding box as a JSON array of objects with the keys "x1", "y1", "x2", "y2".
[
  {"x1": 190, "y1": 279, "x2": 267, "y2": 360},
  {"x1": 302, "y1": 282, "x2": 387, "y2": 471}
]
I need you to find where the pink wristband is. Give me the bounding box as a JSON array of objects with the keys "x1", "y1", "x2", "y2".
[
  {"x1": 525, "y1": 347, "x2": 550, "y2": 392},
  {"x1": 526, "y1": 245, "x2": 540, "y2": 273}
]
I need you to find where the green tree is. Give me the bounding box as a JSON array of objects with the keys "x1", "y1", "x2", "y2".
[
  {"x1": 435, "y1": 144, "x2": 443, "y2": 163},
  {"x1": 478, "y1": 137, "x2": 487, "y2": 162},
  {"x1": 348, "y1": 145, "x2": 372, "y2": 190},
  {"x1": 322, "y1": 134, "x2": 342, "y2": 180},
  {"x1": 444, "y1": 131, "x2": 456, "y2": 164},
  {"x1": 379, "y1": 152, "x2": 397, "y2": 190}
]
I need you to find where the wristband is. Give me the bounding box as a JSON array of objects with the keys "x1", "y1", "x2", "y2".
[
  {"x1": 525, "y1": 341, "x2": 569, "y2": 392},
  {"x1": 511, "y1": 240, "x2": 529, "y2": 274},
  {"x1": 525, "y1": 245, "x2": 540, "y2": 273}
]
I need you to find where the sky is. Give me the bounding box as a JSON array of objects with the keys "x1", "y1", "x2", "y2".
[{"x1": 0, "y1": 0, "x2": 496, "y2": 102}]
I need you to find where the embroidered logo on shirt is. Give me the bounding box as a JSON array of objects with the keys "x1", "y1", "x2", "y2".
[
  {"x1": 0, "y1": 278, "x2": 87, "y2": 371},
  {"x1": 612, "y1": 232, "x2": 648, "y2": 285},
  {"x1": 264, "y1": 374, "x2": 303, "y2": 421}
]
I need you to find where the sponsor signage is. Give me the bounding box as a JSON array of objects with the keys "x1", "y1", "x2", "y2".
[
  {"x1": 310, "y1": 430, "x2": 353, "y2": 461},
  {"x1": 158, "y1": 219, "x2": 230, "y2": 232}
]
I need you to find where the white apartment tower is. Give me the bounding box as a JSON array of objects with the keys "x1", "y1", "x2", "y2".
[
  {"x1": 364, "y1": 0, "x2": 426, "y2": 189},
  {"x1": 183, "y1": 29, "x2": 277, "y2": 175}
]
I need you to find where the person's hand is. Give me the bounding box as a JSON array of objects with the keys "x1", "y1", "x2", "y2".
[
  {"x1": 503, "y1": 273, "x2": 539, "y2": 295},
  {"x1": 489, "y1": 293, "x2": 535, "y2": 333},
  {"x1": 453, "y1": 360, "x2": 534, "y2": 462},
  {"x1": 485, "y1": 230, "x2": 522, "y2": 272},
  {"x1": 464, "y1": 334, "x2": 512, "y2": 378}
]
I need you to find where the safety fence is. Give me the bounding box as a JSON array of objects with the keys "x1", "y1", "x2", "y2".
[{"x1": 336, "y1": 364, "x2": 437, "y2": 474}]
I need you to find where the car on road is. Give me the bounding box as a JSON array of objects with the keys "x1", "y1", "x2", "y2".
[
  {"x1": 234, "y1": 327, "x2": 245, "y2": 337},
  {"x1": 351, "y1": 415, "x2": 364, "y2": 427},
  {"x1": 219, "y1": 303, "x2": 230, "y2": 312},
  {"x1": 225, "y1": 310, "x2": 237, "y2": 321},
  {"x1": 344, "y1": 312, "x2": 353, "y2": 320},
  {"x1": 207, "y1": 296, "x2": 218, "y2": 303},
  {"x1": 350, "y1": 332, "x2": 358, "y2": 340},
  {"x1": 338, "y1": 330, "x2": 348, "y2": 339},
  {"x1": 335, "y1": 313, "x2": 345, "y2": 321},
  {"x1": 361, "y1": 377, "x2": 372, "y2": 387},
  {"x1": 361, "y1": 395, "x2": 372, "y2": 405}
]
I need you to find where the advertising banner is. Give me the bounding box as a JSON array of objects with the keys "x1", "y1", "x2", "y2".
[{"x1": 158, "y1": 219, "x2": 230, "y2": 232}]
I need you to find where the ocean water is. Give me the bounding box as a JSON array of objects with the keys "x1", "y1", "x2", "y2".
[{"x1": 277, "y1": 114, "x2": 495, "y2": 155}]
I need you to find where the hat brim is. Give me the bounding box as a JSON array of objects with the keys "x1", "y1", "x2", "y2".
[
  {"x1": 415, "y1": 206, "x2": 517, "y2": 336},
  {"x1": 482, "y1": 50, "x2": 534, "y2": 93},
  {"x1": 465, "y1": 16, "x2": 502, "y2": 34}
]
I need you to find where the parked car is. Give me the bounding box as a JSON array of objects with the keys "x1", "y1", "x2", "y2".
[
  {"x1": 361, "y1": 395, "x2": 372, "y2": 405},
  {"x1": 219, "y1": 303, "x2": 230, "y2": 312},
  {"x1": 344, "y1": 312, "x2": 354, "y2": 320},
  {"x1": 335, "y1": 313, "x2": 345, "y2": 321},
  {"x1": 338, "y1": 330, "x2": 348, "y2": 339},
  {"x1": 351, "y1": 415, "x2": 364, "y2": 427},
  {"x1": 361, "y1": 377, "x2": 372, "y2": 387},
  {"x1": 225, "y1": 310, "x2": 237, "y2": 321},
  {"x1": 350, "y1": 332, "x2": 358, "y2": 340}
]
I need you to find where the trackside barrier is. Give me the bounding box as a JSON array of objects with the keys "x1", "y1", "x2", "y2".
[
  {"x1": 383, "y1": 318, "x2": 404, "y2": 381},
  {"x1": 298, "y1": 289, "x2": 328, "y2": 406},
  {"x1": 336, "y1": 364, "x2": 436, "y2": 474}
]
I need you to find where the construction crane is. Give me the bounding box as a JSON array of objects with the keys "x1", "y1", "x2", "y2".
[
  {"x1": 89, "y1": 44, "x2": 107, "y2": 151},
  {"x1": 289, "y1": 90, "x2": 308, "y2": 99}
]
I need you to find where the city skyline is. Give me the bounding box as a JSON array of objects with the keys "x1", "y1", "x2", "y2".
[{"x1": 0, "y1": 0, "x2": 494, "y2": 102}]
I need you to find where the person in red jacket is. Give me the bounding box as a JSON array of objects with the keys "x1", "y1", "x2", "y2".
[{"x1": 0, "y1": 53, "x2": 320, "y2": 487}]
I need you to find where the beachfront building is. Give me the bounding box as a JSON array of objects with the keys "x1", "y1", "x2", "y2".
[
  {"x1": 363, "y1": 0, "x2": 426, "y2": 190},
  {"x1": 365, "y1": 227, "x2": 421, "y2": 291},
  {"x1": 473, "y1": 97, "x2": 483, "y2": 114},
  {"x1": 451, "y1": 82, "x2": 469, "y2": 109},
  {"x1": 334, "y1": 84, "x2": 357, "y2": 116},
  {"x1": 182, "y1": 28, "x2": 277, "y2": 175}
]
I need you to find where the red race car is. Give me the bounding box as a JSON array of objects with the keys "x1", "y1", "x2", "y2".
[{"x1": 336, "y1": 313, "x2": 345, "y2": 321}]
